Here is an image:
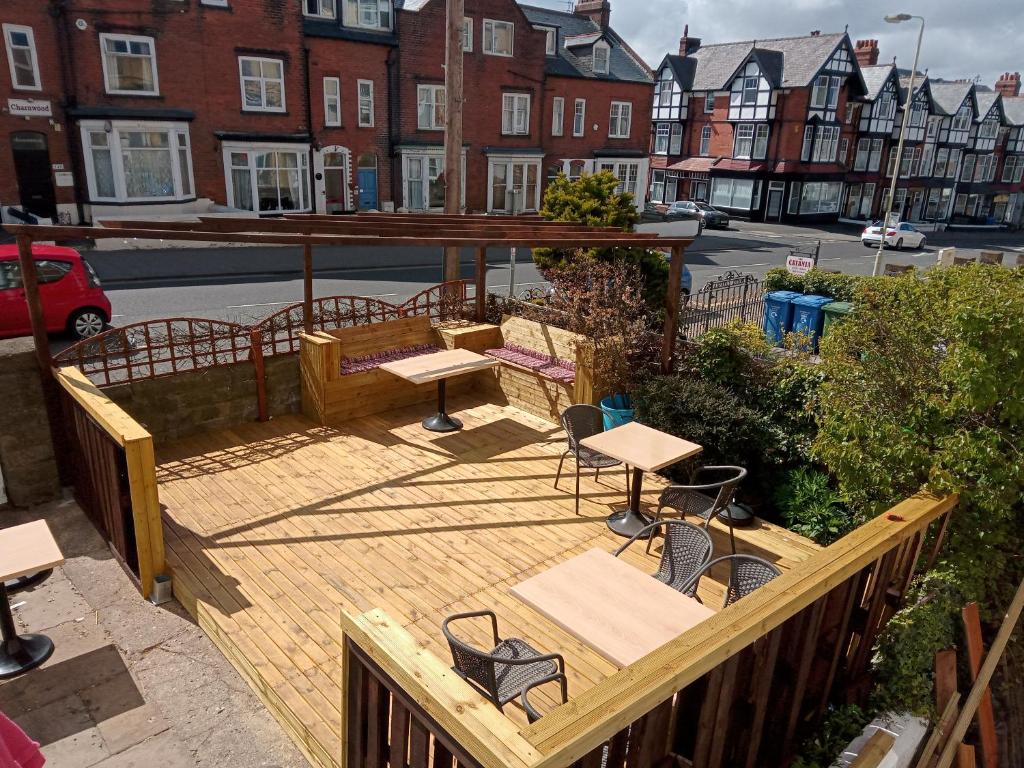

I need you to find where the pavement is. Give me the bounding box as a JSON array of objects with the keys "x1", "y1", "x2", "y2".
[
  {"x1": 31, "y1": 218, "x2": 1024, "y2": 350},
  {"x1": 0, "y1": 499, "x2": 306, "y2": 768}
]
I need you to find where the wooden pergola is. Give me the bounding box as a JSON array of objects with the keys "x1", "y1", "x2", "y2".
[{"x1": 3, "y1": 213, "x2": 693, "y2": 375}]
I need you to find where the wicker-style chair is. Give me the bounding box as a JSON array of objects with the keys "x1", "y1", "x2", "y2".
[
  {"x1": 650, "y1": 466, "x2": 747, "y2": 554},
  {"x1": 555, "y1": 404, "x2": 629, "y2": 515},
  {"x1": 442, "y1": 610, "x2": 567, "y2": 712},
  {"x1": 520, "y1": 673, "x2": 571, "y2": 723},
  {"x1": 682, "y1": 554, "x2": 782, "y2": 609},
  {"x1": 613, "y1": 520, "x2": 714, "y2": 597}
]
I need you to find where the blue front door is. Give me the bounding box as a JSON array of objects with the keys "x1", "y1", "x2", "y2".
[{"x1": 357, "y1": 168, "x2": 377, "y2": 210}]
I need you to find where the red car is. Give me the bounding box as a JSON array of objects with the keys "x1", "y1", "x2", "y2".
[{"x1": 0, "y1": 244, "x2": 112, "y2": 339}]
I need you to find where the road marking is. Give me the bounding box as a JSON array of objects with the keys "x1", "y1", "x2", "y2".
[{"x1": 226, "y1": 301, "x2": 294, "y2": 309}]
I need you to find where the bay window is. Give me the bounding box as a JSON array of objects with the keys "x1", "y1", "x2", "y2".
[
  {"x1": 81, "y1": 121, "x2": 194, "y2": 203},
  {"x1": 803, "y1": 125, "x2": 840, "y2": 163},
  {"x1": 649, "y1": 170, "x2": 665, "y2": 203},
  {"x1": 669, "y1": 123, "x2": 683, "y2": 154},
  {"x1": 501, "y1": 93, "x2": 530, "y2": 135},
  {"x1": 960, "y1": 154, "x2": 976, "y2": 182},
  {"x1": 810, "y1": 75, "x2": 840, "y2": 109},
  {"x1": 489, "y1": 157, "x2": 541, "y2": 212},
  {"x1": 797, "y1": 181, "x2": 842, "y2": 214},
  {"x1": 753, "y1": 124, "x2": 769, "y2": 159},
  {"x1": 654, "y1": 123, "x2": 670, "y2": 154},
  {"x1": 224, "y1": 145, "x2": 310, "y2": 213},
  {"x1": 100, "y1": 34, "x2": 158, "y2": 95},
  {"x1": 733, "y1": 124, "x2": 754, "y2": 158},
  {"x1": 853, "y1": 138, "x2": 869, "y2": 171},
  {"x1": 596, "y1": 160, "x2": 640, "y2": 197},
  {"x1": 711, "y1": 177, "x2": 757, "y2": 210},
  {"x1": 1002, "y1": 155, "x2": 1024, "y2": 183}
]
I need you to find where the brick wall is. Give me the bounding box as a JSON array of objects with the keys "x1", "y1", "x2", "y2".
[
  {"x1": 544, "y1": 75, "x2": 653, "y2": 163},
  {"x1": 0, "y1": 339, "x2": 60, "y2": 507},
  {"x1": 104, "y1": 354, "x2": 300, "y2": 444}
]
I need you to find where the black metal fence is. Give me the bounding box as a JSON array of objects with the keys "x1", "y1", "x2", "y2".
[{"x1": 679, "y1": 270, "x2": 766, "y2": 340}]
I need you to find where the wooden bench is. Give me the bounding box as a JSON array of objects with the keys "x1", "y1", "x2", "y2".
[
  {"x1": 477, "y1": 315, "x2": 595, "y2": 424},
  {"x1": 300, "y1": 316, "x2": 493, "y2": 424}
]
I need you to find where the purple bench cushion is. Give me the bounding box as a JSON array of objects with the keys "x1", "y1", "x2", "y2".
[
  {"x1": 340, "y1": 344, "x2": 440, "y2": 375},
  {"x1": 484, "y1": 343, "x2": 575, "y2": 383}
]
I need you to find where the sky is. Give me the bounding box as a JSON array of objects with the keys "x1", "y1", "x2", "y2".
[{"x1": 525, "y1": 0, "x2": 1022, "y2": 88}]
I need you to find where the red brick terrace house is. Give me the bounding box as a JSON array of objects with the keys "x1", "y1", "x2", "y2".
[
  {"x1": 648, "y1": 28, "x2": 867, "y2": 223},
  {"x1": 0, "y1": 0, "x2": 652, "y2": 224}
]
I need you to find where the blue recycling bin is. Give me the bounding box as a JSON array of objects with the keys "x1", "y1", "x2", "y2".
[
  {"x1": 763, "y1": 291, "x2": 802, "y2": 345},
  {"x1": 790, "y1": 294, "x2": 834, "y2": 351}
]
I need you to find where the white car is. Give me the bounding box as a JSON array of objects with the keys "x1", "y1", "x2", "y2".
[{"x1": 861, "y1": 221, "x2": 926, "y2": 250}]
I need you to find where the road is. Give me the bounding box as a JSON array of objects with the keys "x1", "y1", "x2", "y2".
[{"x1": 61, "y1": 220, "x2": 1024, "y2": 334}]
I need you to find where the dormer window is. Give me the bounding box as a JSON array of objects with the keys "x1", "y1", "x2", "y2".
[
  {"x1": 979, "y1": 117, "x2": 999, "y2": 139},
  {"x1": 909, "y1": 101, "x2": 926, "y2": 127},
  {"x1": 593, "y1": 41, "x2": 609, "y2": 74},
  {"x1": 951, "y1": 104, "x2": 971, "y2": 131},
  {"x1": 532, "y1": 25, "x2": 556, "y2": 56}
]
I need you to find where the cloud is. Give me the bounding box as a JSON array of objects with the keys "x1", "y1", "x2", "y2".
[{"x1": 528, "y1": 0, "x2": 1022, "y2": 87}]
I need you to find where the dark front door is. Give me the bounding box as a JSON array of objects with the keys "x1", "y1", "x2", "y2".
[{"x1": 11, "y1": 132, "x2": 57, "y2": 219}]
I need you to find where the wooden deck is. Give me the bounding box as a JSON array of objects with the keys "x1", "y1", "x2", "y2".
[{"x1": 156, "y1": 394, "x2": 821, "y2": 768}]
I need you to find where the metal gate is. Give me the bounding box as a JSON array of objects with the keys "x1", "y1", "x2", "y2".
[{"x1": 679, "y1": 270, "x2": 766, "y2": 339}]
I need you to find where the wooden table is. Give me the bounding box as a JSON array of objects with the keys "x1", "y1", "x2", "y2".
[
  {"x1": 581, "y1": 421, "x2": 702, "y2": 538},
  {"x1": 0, "y1": 520, "x2": 65, "y2": 678},
  {"x1": 511, "y1": 549, "x2": 715, "y2": 667},
  {"x1": 379, "y1": 348, "x2": 497, "y2": 432}
]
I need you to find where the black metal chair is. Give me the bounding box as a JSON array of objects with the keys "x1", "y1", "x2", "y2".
[
  {"x1": 681, "y1": 554, "x2": 782, "y2": 609},
  {"x1": 520, "y1": 672, "x2": 570, "y2": 723},
  {"x1": 555, "y1": 404, "x2": 629, "y2": 515},
  {"x1": 442, "y1": 610, "x2": 567, "y2": 713},
  {"x1": 650, "y1": 466, "x2": 747, "y2": 554},
  {"x1": 614, "y1": 520, "x2": 714, "y2": 597}
]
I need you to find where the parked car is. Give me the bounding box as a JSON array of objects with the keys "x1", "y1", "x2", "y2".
[
  {"x1": 861, "y1": 221, "x2": 926, "y2": 250},
  {"x1": 641, "y1": 201, "x2": 704, "y2": 230},
  {"x1": 0, "y1": 245, "x2": 111, "y2": 339},
  {"x1": 694, "y1": 201, "x2": 730, "y2": 229}
]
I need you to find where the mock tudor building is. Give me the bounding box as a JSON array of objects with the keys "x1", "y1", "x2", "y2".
[
  {"x1": 648, "y1": 26, "x2": 1024, "y2": 227},
  {"x1": 648, "y1": 29, "x2": 867, "y2": 222},
  {"x1": 0, "y1": 0, "x2": 651, "y2": 224}
]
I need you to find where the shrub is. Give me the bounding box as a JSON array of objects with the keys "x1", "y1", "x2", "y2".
[
  {"x1": 533, "y1": 171, "x2": 669, "y2": 311},
  {"x1": 773, "y1": 467, "x2": 858, "y2": 545},
  {"x1": 763, "y1": 267, "x2": 804, "y2": 293},
  {"x1": 813, "y1": 264, "x2": 1024, "y2": 714},
  {"x1": 791, "y1": 705, "x2": 870, "y2": 768},
  {"x1": 633, "y1": 375, "x2": 776, "y2": 482}
]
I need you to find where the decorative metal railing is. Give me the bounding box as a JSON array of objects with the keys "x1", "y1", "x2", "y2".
[{"x1": 678, "y1": 270, "x2": 767, "y2": 340}]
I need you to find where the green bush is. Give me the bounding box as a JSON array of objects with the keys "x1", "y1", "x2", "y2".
[
  {"x1": 633, "y1": 375, "x2": 777, "y2": 483},
  {"x1": 773, "y1": 467, "x2": 858, "y2": 545},
  {"x1": 763, "y1": 267, "x2": 858, "y2": 301},
  {"x1": 763, "y1": 267, "x2": 804, "y2": 293},
  {"x1": 791, "y1": 705, "x2": 870, "y2": 768},
  {"x1": 813, "y1": 264, "x2": 1024, "y2": 714},
  {"x1": 533, "y1": 171, "x2": 668, "y2": 310}
]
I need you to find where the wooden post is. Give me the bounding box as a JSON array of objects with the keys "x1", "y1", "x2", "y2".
[
  {"x1": 661, "y1": 244, "x2": 685, "y2": 374},
  {"x1": 16, "y1": 234, "x2": 51, "y2": 373},
  {"x1": 443, "y1": 0, "x2": 465, "y2": 284},
  {"x1": 249, "y1": 329, "x2": 269, "y2": 422},
  {"x1": 475, "y1": 246, "x2": 486, "y2": 322},
  {"x1": 935, "y1": 578, "x2": 1024, "y2": 768},
  {"x1": 303, "y1": 243, "x2": 314, "y2": 334},
  {"x1": 962, "y1": 603, "x2": 998, "y2": 768}
]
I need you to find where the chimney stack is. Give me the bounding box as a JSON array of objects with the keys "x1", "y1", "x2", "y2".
[
  {"x1": 809, "y1": 30, "x2": 821, "y2": 37},
  {"x1": 995, "y1": 72, "x2": 1021, "y2": 98},
  {"x1": 678, "y1": 24, "x2": 701, "y2": 57},
  {"x1": 573, "y1": 0, "x2": 610, "y2": 30},
  {"x1": 854, "y1": 39, "x2": 880, "y2": 67}
]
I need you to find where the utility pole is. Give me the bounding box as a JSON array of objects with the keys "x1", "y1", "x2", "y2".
[{"x1": 443, "y1": 0, "x2": 465, "y2": 284}]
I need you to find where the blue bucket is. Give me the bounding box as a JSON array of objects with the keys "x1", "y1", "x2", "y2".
[{"x1": 600, "y1": 394, "x2": 634, "y2": 430}]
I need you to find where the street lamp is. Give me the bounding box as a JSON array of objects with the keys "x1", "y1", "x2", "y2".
[{"x1": 873, "y1": 13, "x2": 925, "y2": 277}]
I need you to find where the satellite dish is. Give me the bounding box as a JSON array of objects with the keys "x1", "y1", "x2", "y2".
[{"x1": 75, "y1": 18, "x2": 88, "y2": 31}]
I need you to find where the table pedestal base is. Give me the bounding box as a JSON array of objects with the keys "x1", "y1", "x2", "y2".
[
  {"x1": 0, "y1": 633, "x2": 53, "y2": 679},
  {"x1": 607, "y1": 467, "x2": 651, "y2": 538},
  {"x1": 422, "y1": 378, "x2": 463, "y2": 433},
  {"x1": 422, "y1": 413, "x2": 462, "y2": 432},
  {"x1": 4, "y1": 569, "x2": 52, "y2": 594},
  {"x1": 607, "y1": 508, "x2": 654, "y2": 538}
]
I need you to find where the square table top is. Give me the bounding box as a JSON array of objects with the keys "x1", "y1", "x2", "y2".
[
  {"x1": 579, "y1": 421, "x2": 702, "y2": 473},
  {"x1": 378, "y1": 348, "x2": 497, "y2": 385},
  {"x1": 0, "y1": 520, "x2": 65, "y2": 582},
  {"x1": 510, "y1": 548, "x2": 716, "y2": 668}
]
